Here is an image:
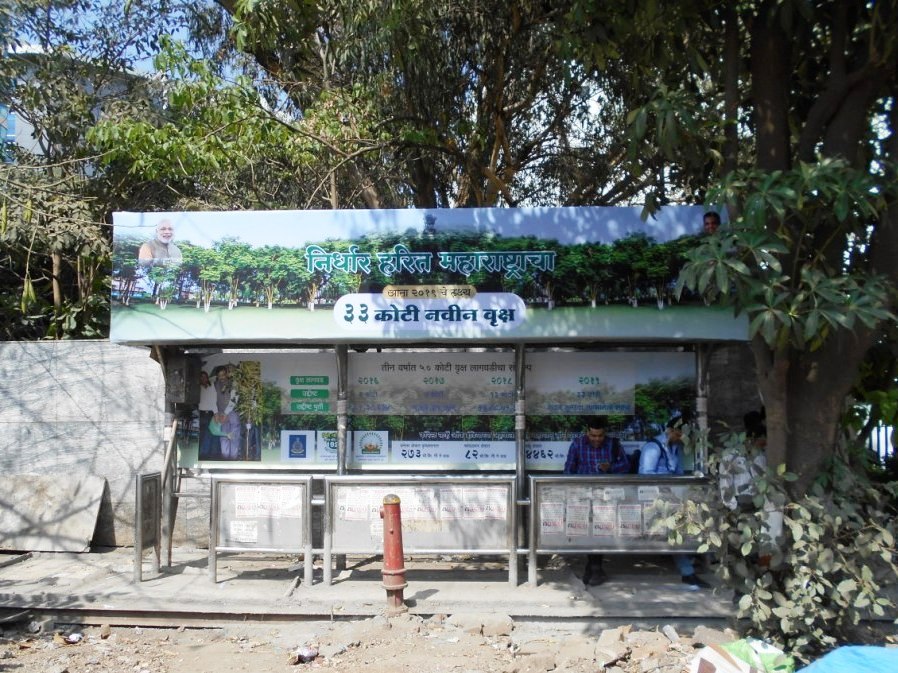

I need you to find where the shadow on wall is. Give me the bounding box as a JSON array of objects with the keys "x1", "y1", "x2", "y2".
[{"x1": 0, "y1": 340, "x2": 166, "y2": 550}]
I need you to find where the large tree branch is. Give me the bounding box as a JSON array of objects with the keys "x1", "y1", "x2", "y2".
[
  {"x1": 797, "y1": 67, "x2": 878, "y2": 163},
  {"x1": 798, "y1": 5, "x2": 896, "y2": 163}
]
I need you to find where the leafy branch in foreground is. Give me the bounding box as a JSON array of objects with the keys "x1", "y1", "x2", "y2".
[
  {"x1": 677, "y1": 160, "x2": 896, "y2": 352},
  {"x1": 654, "y1": 433, "x2": 898, "y2": 661}
]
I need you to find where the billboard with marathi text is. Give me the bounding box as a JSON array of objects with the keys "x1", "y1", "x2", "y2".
[{"x1": 110, "y1": 206, "x2": 746, "y2": 344}]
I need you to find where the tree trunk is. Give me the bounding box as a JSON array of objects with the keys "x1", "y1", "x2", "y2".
[
  {"x1": 786, "y1": 326, "x2": 879, "y2": 492},
  {"x1": 722, "y1": 4, "x2": 739, "y2": 176},
  {"x1": 750, "y1": 3, "x2": 791, "y2": 172},
  {"x1": 751, "y1": 338, "x2": 789, "y2": 470}
]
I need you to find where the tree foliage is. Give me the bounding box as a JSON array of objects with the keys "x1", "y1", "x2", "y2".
[
  {"x1": 1, "y1": 0, "x2": 205, "y2": 337},
  {"x1": 560, "y1": 1, "x2": 898, "y2": 489},
  {"x1": 5, "y1": 0, "x2": 898, "y2": 498},
  {"x1": 88, "y1": 0, "x2": 658, "y2": 210}
]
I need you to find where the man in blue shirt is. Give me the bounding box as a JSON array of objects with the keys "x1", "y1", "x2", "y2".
[
  {"x1": 639, "y1": 416, "x2": 711, "y2": 590},
  {"x1": 564, "y1": 416, "x2": 629, "y2": 585},
  {"x1": 639, "y1": 416, "x2": 686, "y2": 475},
  {"x1": 564, "y1": 416, "x2": 630, "y2": 475}
]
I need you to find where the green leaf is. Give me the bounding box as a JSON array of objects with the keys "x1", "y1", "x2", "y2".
[
  {"x1": 633, "y1": 108, "x2": 647, "y2": 140},
  {"x1": 714, "y1": 263, "x2": 729, "y2": 293},
  {"x1": 836, "y1": 579, "x2": 857, "y2": 594},
  {"x1": 724, "y1": 259, "x2": 751, "y2": 276},
  {"x1": 698, "y1": 264, "x2": 715, "y2": 294}
]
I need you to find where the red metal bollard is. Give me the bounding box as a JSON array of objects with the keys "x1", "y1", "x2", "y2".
[{"x1": 380, "y1": 493, "x2": 408, "y2": 614}]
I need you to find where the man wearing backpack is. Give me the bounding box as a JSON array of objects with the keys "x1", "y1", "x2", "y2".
[{"x1": 639, "y1": 415, "x2": 711, "y2": 590}]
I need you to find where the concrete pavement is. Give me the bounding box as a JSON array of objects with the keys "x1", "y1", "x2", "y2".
[{"x1": 0, "y1": 548, "x2": 733, "y2": 628}]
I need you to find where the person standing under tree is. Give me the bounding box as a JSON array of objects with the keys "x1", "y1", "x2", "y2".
[{"x1": 639, "y1": 415, "x2": 711, "y2": 590}]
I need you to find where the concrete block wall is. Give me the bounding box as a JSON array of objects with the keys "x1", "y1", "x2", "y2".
[{"x1": 0, "y1": 340, "x2": 166, "y2": 547}]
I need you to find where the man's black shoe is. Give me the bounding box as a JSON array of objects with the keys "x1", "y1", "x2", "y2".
[
  {"x1": 583, "y1": 569, "x2": 607, "y2": 586},
  {"x1": 681, "y1": 574, "x2": 711, "y2": 590}
]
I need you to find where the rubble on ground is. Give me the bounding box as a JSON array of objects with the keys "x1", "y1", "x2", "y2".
[{"x1": 0, "y1": 615, "x2": 742, "y2": 673}]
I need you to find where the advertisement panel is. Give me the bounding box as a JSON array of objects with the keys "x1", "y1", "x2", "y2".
[
  {"x1": 111, "y1": 206, "x2": 746, "y2": 344},
  {"x1": 180, "y1": 350, "x2": 695, "y2": 472}
]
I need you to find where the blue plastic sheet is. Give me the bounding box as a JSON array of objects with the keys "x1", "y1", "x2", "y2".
[{"x1": 798, "y1": 646, "x2": 898, "y2": 673}]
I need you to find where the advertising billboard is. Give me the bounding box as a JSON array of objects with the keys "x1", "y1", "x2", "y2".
[
  {"x1": 110, "y1": 206, "x2": 746, "y2": 344},
  {"x1": 184, "y1": 350, "x2": 695, "y2": 472}
]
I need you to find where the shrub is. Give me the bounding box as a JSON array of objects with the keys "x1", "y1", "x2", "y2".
[{"x1": 657, "y1": 433, "x2": 898, "y2": 661}]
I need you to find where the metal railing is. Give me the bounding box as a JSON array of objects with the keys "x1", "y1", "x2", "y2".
[
  {"x1": 527, "y1": 474, "x2": 711, "y2": 586},
  {"x1": 322, "y1": 475, "x2": 518, "y2": 586},
  {"x1": 868, "y1": 423, "x2": 896, "y2": 465},
  {"x1": 209, "y1": 474, "x2": 314, "y2": 584}
]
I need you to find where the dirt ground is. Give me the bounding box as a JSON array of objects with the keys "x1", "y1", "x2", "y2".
[{"x1": 0, "y1": 614, "x2": 730, "y2": 673}]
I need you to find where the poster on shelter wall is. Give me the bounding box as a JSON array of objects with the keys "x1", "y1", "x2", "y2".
[
  {"x1": 110, "y1": 206, "x2": 747, "y2": 345},
  {"x1": 178, "y1": 350, "x2": 695, "y2": 472},
  {"x1": 184, "y1": 352, "x2": 339, "y2": 468}
]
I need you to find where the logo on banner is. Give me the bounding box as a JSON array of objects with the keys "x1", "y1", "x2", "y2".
[
  {"x1": 287, "y1": 434, "x2": 307, "y2": 458},
  {"x1": 320, "y1": 431, "x2": 338, "y2": 454},
  {"x1": 358, "y1": 432, "x2": 384, "y2": 455}
]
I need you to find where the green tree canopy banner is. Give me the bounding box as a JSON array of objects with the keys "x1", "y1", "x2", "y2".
[{"x1": 110, "y1": 206, "x2": 747, "y2": 344}]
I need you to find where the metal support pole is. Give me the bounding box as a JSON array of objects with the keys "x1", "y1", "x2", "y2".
[
  {"x1": 154, "y1": 345, "x2": 175, "y2": 569},
  {"x1": 380, "y1": 494, "x2": 408, "y2": 614},
  {"x1": 134, "y1": 474, "x2": 145, "y2": 583},
  {"x1": 208, "y1": 480, "x2": 219, "y2": 583},
  {"x1": 508, "y1": 484, "x2": 518, "y2": 587},
  {"x1": 695, "y1": 345, "x2": 712, "y2": 474},
  {"x1": 336, "y1": 345, "x2": 349, "y2": 476},
  {"x1": 160, "y1": 419, "x2": 177, "y2": 568},
  {"x1": 527, "y1": 483, "x2": 538, "y2": 587},
  {"x1": 334, "y1": 345, "x2": 349, "y2": 574},
  {"x1": 323, "y1": 480, "x2": 333, "y2": 586},
  {"x1": 304, "y1": 481, "x2": 314, "y2": 587},
  {"x1": 513, "y1": 344, "x2": 527, "y2": 584}
]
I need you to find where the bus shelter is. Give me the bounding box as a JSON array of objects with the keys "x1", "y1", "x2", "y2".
[{"x1": 112, "y1": 205, "x2": 748, "y2": 584}]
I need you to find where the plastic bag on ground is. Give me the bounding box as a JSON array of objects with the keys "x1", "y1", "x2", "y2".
[{"x1": 689, "y1": 637, "x2": 794, "y2": 673}]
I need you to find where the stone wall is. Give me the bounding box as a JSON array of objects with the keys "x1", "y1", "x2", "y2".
[{"x1": 0, "y1": 340, "x2": 165, "y2": 547}]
